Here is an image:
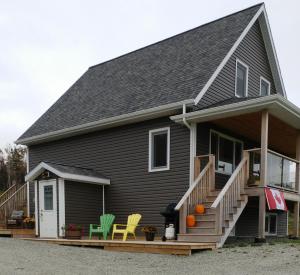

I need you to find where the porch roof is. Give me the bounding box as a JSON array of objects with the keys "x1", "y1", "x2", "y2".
[
  {"x1": 171, "y1": 95, "x2": 300, "y2": 129},
  {"x1": 25, "y1": 162, "x2": 110, "y2": 185}
]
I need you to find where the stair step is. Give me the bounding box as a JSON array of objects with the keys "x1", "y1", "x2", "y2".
[
  {"x1": 194, "y1": 220, "x2": 215, "y2": 227},
  {"x1": 177, "y1": 234, "x2": 221, "y2": 243},
  {"x1": 187, "y1": 227, "x2": 216, "y2": 234}
]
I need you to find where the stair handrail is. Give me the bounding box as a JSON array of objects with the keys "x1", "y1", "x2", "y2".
[
  {"x1": 211, "y1": 152, "x2": 249, "y2": 234},
  {"x1": 175, "y1": 155, "x2": 215, "y2": 234},
  {"x1": 0, "y1": 183, "x2": 18, "y2": 205},
  {"x1": 0, "y1": 183, "x2": 27, "y2": 209},
  {"x1": 175, "y1": 161, "x2": 212, "y2": 211}
]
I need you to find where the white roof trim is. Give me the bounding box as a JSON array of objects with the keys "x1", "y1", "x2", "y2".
[
  {"x1": 16, "y1": 99, "x2": 194, "y2": 146},
  {"x1": 171, "y1": 95, "x2": 300, "y2": 130},
  {"x1": 194, "y1": 4, "x2": 286, "y2": 104},
  {"x1": 25, "y1": 162, "x2": 110, "y2": 185}
]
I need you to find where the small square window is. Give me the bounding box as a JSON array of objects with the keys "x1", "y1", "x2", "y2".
[
  {"x1": 235, "y1": 60, "x2": 248, "y2": 98},
  {"x1": 260, "y1": 77, "x2": 271, "y2": 96},
  {"x1": 149, "y1": 128, "x2": 170, "y2": 172}
]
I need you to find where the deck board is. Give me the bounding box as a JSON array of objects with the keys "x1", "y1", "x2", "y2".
[{"x1": 21, "y1": 238, "x2": 216, "y2": 255}]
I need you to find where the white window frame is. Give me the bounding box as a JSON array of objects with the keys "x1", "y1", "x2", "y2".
[
  {"x1": 235, "y1": 59, "x2": 249, "y2": 98},
  {"x1": 265, "y1": 212, "x2": 277, "y2": 236},
  {"x1": 209, "y1": 129, "x2": 244, "y2": 175},
  {"x1": 260, "y1": 76, "x2": 271, "y2": 96},
  {"x1": 148, "y1": 127, "x2": 170, "y2": 172}
]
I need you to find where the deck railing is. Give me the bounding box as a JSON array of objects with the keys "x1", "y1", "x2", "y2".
[
  {"x1": 211, "y1": 152, "x2": 249, "y2": 234},
  {"x1": 175, "y1": 155, "x2": 215, "y2": 233},
  {"x1": 247, "y1": 148, "x2": 298, "y2": 190},
  {"x1": 0, "y1": 183, "x2": 27, "y2": 224}
]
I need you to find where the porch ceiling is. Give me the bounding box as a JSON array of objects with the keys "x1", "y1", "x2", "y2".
[{"x1": 212, "y1": 112, "x2": 298, "y2": 158}]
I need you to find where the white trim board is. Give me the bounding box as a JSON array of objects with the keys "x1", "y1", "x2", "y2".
[
  {"x1": 194, "y1": 4, "x2": 286, "y2": 104},
  {"x1": 58, "y1": 178, "x2": 65, "y2": 237},
  {"x1": 25, "y1": 162, "x2": 110, "y2": 185}
]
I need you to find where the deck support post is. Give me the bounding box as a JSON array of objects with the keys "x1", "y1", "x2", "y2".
[
  {"x1": 292, "y1": 133, "x2": 300, "y2": 238},
  {"x1": 258, "y1": 110, "x2": 269, "y2": 240}
]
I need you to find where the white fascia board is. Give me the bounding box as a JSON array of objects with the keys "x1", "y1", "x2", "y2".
[
  {"x1": 194, "y1": 5, "x2": 265, "y2": 105},
  {"x1": 259, "y1": 8, "x2": 287, "y2": 98},
  {"x1": 16, "y1": 99, "x2": 194, "y2": 146},
  {"x1": 171, "y1": 95, "x2": 300, "y2": 129},
  {"x1": 25, "y1": 162, "x2": 110, "y2": 185}
]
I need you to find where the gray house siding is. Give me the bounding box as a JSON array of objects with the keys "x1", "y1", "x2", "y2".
[
  {"x1": 28, "y1": 117, "x2": 190, "y2": 234},
  {"x1": 64, "y1": 181, "x2": 103, "y2": 235},
  {"x1": 197, "y1": 21, "x2": 277, "y2": 110}
]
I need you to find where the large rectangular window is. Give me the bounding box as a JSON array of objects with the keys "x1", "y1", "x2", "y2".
[
  {"x1": 260, "y1": 77, "x2": 271, "y2": 96},
  {"x1": 210, "y1": 130, "x2": 243, "y2": 175},
  {"x1": 149, "y1": 127, "x2": 170, "y2": 172},
  {"x1": 235, "y1": 59, "x2": 248, "y2": 97}
]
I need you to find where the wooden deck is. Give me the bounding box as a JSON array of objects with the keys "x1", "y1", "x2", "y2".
[
  {"x1": 22, "y1": 238, "x2": 216, "y2": 255},
  {"x1": 0, "y1": 228, "x2": 35, "y2": 238}
]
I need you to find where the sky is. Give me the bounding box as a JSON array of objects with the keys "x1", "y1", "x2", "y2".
[{"x1": 0, "y1": 0, "x2": 299, "y2": 149}]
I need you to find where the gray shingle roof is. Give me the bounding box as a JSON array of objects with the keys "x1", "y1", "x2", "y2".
[
  {"x1": 44, "y1": 162, "x2": 108, "y2": 180},
  {"x1": 18, "y1": 4, "x2": 262, "y2": 140}
]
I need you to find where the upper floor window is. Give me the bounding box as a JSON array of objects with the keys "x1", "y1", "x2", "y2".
[
  {"x1": 260, "y1": 77, "x2": 271, "y2": 96},
  {"x1": 235, "y1": 59, "x2": 248, "y2": 98},
  {"x1": 148, "y1": 127, "x2": 170, "y2": 172}
]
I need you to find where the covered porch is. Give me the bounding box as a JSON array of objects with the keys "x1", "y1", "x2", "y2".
[{"x1": 172, "y1": 95, "x2": 300, "y2": 240}]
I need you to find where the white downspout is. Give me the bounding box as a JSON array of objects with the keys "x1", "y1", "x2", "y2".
[
  {"x1": 102, "y1": 185, "x2": 105, "y2": 215},
  {"x1": 181, "y1": 104, "x2": 197, "y2": 186},
  {"x1": 26, "y1": 147, "x2": 30, "y2": 217}
]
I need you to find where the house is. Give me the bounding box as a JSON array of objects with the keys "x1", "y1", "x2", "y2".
[{"x1": 15, "y1": 3, "x2": 300, "y2": 247}]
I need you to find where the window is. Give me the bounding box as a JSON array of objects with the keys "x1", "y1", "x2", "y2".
[
  {"x1": 260, "y1": 77, "x2": 271, "y2": 96},
  {"x1": 149, "y1": 127, "x2": 170, "y2": 172},
  {"x1": 210, "y1": 130, "x2": 243, "y2": 175},
  {"x1": 44, "y1": 185, "x2": 53, "y2": 210},
  {"x1": 265, "y1": 213, "x2": 277, "y2": 235},
  {"x1": 235, "y1": 60, "x2": 248, "y2": 97}
]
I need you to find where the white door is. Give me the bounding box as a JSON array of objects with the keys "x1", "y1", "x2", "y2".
[{"x1": 39, "y1": 180, "x2": 57, "y2": 238}]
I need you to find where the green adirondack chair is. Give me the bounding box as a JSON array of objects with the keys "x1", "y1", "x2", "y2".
[{"x1": 89, "y1": 214, "x2": 115, "y2": 240}]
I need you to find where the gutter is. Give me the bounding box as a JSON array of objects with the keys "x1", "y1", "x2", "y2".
[
  {"x1": 16, "y1": 99, "x2": 194, "y2": 145},
  {"x1": 171, "y1": 95, "x2": 300, "y2": 124}
]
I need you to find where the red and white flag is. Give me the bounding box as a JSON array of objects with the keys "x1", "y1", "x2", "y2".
[{"x1": 265, "y1": 187, "x2": 287, "y2": 211}]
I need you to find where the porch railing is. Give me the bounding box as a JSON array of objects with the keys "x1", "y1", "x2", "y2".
[
  {"x1": 247, "y1": 148, "x2": 298, "y2": 191},
  {"x1": 175, "y1": 155, "x2": 215, "y2": 234},
  {"x1": 211, "y1": 152, "x2": 249, "y2": 234},
  {"x1": 0, "y1": 183, "x2": 27, "y2": 224}
]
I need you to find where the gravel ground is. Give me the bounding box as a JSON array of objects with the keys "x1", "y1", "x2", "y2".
[{"x1": 0, "y1": 238, "x2": 300, "y2": 275}]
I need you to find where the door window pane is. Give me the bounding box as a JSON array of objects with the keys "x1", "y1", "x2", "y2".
[
  {"x1": 269, "y1": 215, "x2": 277, "y2": 234},
  {"x1": 219, "y1": 137, "x2": 234, "y2": 174},
  {"x1": 236, "y1": 62, "x2": 248, "y2": 97},
  {"x1": 235, "y1": 142, "x2": 242, "y2": 167},
  {"x1": 44, "y1": 185, "x2": 53, "y2": 210}
]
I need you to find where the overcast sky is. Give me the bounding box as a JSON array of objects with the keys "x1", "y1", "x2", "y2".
[{"x1": 0, "y1": 0, "x2": 299, "y2": 149}]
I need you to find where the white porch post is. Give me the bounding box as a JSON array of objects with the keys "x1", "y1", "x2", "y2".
[
  {"x1": 258, "y1": 110, "x2": 269, "y2": 239},
  {"x1": 293, "y1": 133, "x2": 300, "y2": 237}
]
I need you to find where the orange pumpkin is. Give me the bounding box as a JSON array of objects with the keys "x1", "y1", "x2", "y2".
[
  {"x1": 186, "y1": 215, "x2": 196, "y2": 227},
  {"x1": 195, "y1": 204, "x2": 205, "y2": 214}
]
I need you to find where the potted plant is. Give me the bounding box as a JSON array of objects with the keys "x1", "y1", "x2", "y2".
[
  {"x1": 23, "y1": 217, "x2": 35, "y2": 229},
  {"x1": 141, "y1": 226, "x2": 157, "y2": 241},
  {"x1": 62, "y1": 224, "x2": 82, "y2": 239}
]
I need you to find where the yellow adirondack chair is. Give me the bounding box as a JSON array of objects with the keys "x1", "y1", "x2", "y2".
[{"x1": 112, "y1": 214, "x2": 142, "y2": 241}]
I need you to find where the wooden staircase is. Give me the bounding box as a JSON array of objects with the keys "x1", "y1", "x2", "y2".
[
  {"x1": 175, "y1": 153, "x2": 250, "y2": 248},
  {"x1": 0, "y1": 183, "x2": 28, "y2": 226}
]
